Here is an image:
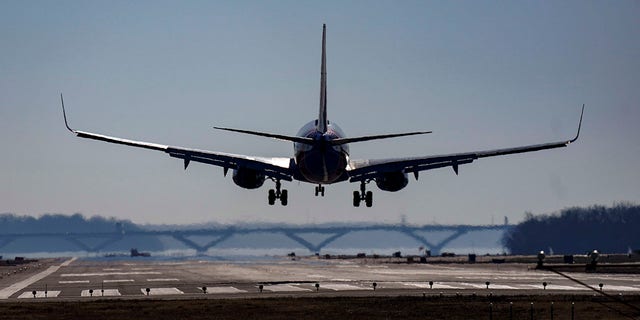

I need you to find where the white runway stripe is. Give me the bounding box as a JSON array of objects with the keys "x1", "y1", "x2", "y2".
[
  {"x1": 141, "y1": 287, "x2": 183, "y2": 295},
  {"x1": 18, "y1": 291, "x2": 61, "y2": 299},
  {"x1": 263, "y1": 284, "x2": 310, "y2": 292},
  {"x1": 520, "y1": 284, "x2": 587, "y2": 291},
  {"x1": 60, "y1": 257, "x2": 77, "y2": 267},
  {"x1": 59, "y1": 280, "x2": 90, "y2": 284},
  {"x1": 402, "y1": 282, "x2": 467, "y2": 289},
  {"x1": 146, "y1": 278, "x2": 179, "y2": 282},
  {"x1": 202, "y1": 286, "x2": 247, "y2": 294},
  {"x1": 321, "y1": 284, "x2": 368, "y2": 291},
  {"x1": 597, "y1": 285, "x2": 640, "y2": 291},
  {"x1": 61, "y1": 271, "x2": 161, "y2": 277},
  {"x1": 81, "y1": 289, "x2": 121, "y2": 297},
  {"x1": 483, "y1": 284, "x2": 519, "y2": 290},
  {"x1": 103, "y1": 279, "x2": 134, "y2": 283}
]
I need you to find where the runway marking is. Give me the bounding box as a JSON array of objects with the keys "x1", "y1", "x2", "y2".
[
  {"x1": 103, "y1": 268, "x2": 122, "y2": 271},
  {"x1": 59, "y1": 280, "x2": 90, "y2": 284},
  {"x1": 146, "y1": 278, "x2": 179, "y2": 282},
  {"x1": 545, "y1": 284, "x2": 588, "y2": 291},
  {"x1": 520, "y1": 284, "x2": 587, "y2": 291},
  {"x1": 131, "y1": 268, "x2": 154, "y2": 271},
  {"x1": 60, "y1": 257, "x2": 78, "y2": 267},
  {"x1": 263, "y1": 284, "x2": 310, "y2": 292},
  {"x1": 0, "y1": 258, "x2": 76, "y2": 299},
  {"x1": 597, "y1": 285, "x2": 640, "y2": 292},
  {"x1": 141, "y1": 287, "x2": 184, "y2": 295},
  {"x1": 400, "y1": 282, "x2": 466, "y2": 289},
  {"x1": 202, "y1": 286, "x2": 247, "y2": 294},
  {"x1": 458, "y1": 283, "x2": 519, "y2": 290},
  {"x1": 81, "y1": 289, "x2": 121, "y2": 297},
  {"x1": 321, "y1": 283, "x2": 368, "y2": 291},
  {"x1": 61, "y1": 271, "x2": 161, "y2": 277},
  {"x1": 17, "y1": 291, "x2": 61, "y2": 299},
  {"x1": 103, "y1": 279, "x2": 134, "y2": 283},
  {"x1": 482, "y1": 284, "x2": 519, "y2": 290}
]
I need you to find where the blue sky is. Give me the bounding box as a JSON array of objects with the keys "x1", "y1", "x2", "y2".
[{"x1": 1, "y1": 1, "x2": 638, "y2": 225}]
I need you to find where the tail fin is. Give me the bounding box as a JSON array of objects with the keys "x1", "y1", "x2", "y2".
[{"x1": 317, "y1": 24, "x2": 328, "y2": 134}]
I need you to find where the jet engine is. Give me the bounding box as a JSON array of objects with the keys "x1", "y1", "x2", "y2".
[
  {"x1": 232, "y1": 167, "x2": 265, "y2": 189},
  {"x1": 375, "y1": 172, "x2": 409, "y2": 192}
]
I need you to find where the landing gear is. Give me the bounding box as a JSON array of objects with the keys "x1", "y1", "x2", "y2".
[
  {"x1": 268, "y1": 179, "x2": 288, "y2": 206},
  {"x1": 353, "y1": 181, "x2": 373, "y2": 207},
  {"x1": 315, "y1": 184, "x2": 325, "y2": 197}
]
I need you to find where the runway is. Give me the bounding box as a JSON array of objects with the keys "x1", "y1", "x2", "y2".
[{"x1": 1, "y1": 256, "x2": 639, "y2": 301}]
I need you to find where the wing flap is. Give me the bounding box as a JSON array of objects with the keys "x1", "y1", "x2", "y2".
[
  {"x1": 348, "y1": 154, "x2": 476, "y2": 182},
  {"x1": 167, "y1": 147, "x2": 293, "y2": 181},
  {"x1": 61, "y1": 95, "x2": 294, "y2": 181},
  {"x1": 347, "y1": 105, "x2": 584, "y2": 182}
]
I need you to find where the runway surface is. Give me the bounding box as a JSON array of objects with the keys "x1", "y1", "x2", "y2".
[{"x1": 1, "y1": 256, "x2": 639, "y2": 301}]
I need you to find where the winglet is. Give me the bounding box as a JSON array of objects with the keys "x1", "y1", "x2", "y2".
[
  {"x1": 568, "y1": 104, "x2": 584, "y2": 144},
  {"x1": 60, "y1": 93, "x2": 75, "y2": 133}
]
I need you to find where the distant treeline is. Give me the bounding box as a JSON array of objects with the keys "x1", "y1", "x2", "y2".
[
  {"x1": 0, "y1": 213, "x2": 138, "y2": 234},
  {"x1": 502, "y1": 203, "x2": 640, "y2": 255}
]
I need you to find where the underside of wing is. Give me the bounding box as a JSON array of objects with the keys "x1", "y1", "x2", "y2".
[
  {"x1": 74, "y1": 130, "x2": 294, "y2": 181},
  {"x1": 348, "y1": 105, "x2": 584, "y2": 183},
  {"x1": 166, "y1": 146, "x2": 293, "y2": 181},
  {"x1": 348, "y1": 138, "x2": 577, "y2": 182},
  {"x1": 348, "y1": 153, "x2": 476, "y2": 182},
  {"x1": 61, "y1": 95, "x2": 294, "y2": 181}
]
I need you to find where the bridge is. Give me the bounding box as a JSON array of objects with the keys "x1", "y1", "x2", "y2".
[{"x1": 0, "y1": 224, "x2": 511, "y2": 256}]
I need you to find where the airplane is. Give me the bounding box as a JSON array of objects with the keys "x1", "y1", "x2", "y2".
[{"x1": 61, "y1": 24, "x2": 584, "y2": 208}]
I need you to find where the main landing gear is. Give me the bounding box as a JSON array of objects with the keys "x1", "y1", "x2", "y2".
[
  {"x1": 353, "y1": 181, "x2": 373, "y2": 207},
  {"x1": 268, "y1": 179, "x2": 288, "y2": 206},
  {"x1": 315, "y1": 184, "x2": 325, "y2": 197}
]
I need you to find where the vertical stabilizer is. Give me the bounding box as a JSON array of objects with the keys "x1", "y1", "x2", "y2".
[{"x1": 317, "y1": 24, "x2": 328, "y2": 134}]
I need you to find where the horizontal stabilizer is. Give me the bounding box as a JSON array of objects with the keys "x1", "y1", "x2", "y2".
[
  {"x1": 213, "y1": 127, "x2": 314, "y2": 144},
  {"x1": 329, "y1": 131, "x2": 432, "y2": 145}
]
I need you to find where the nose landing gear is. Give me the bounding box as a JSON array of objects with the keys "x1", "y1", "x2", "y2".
[
  {"x1": 352, "y1": 181, "x2": 373, "y2": 207},
  {"x1": 268, "y1": 179, "x2": 288, "y2": 206}
]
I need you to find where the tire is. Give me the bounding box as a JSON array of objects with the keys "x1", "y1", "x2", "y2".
[
  {"x1": 268, "y1": 189, "x2": 276, "y2": 205},
  {"x1": 280, "y1": 189, "x2": 288, "y2": 206},
  {"x1": 353, "y1": 191, "x2": 361, "y2": 207},
  {"x1": 365, "y1": 191, "x2": 373, "y2": 207}
]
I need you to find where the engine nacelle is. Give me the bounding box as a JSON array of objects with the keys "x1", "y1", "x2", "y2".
[
  {"x1": 375, "y1": 171, "x2": 409, "y2": 192},
  {"x1": 232, "y1": 167, "x2": 265, "y2": 189}
]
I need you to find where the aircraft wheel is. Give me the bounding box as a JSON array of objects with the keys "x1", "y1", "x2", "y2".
[
  {"x1": 315, "y1": 185, "x2": 325, "y2": 197},
  {"x1": 280, "y1": 189, "x2": 288, "y2": 206},
  {"x1": 353, "y1": 191, "x2": 361, "y2": 207},
  {"x1": 365, "y1": 191, "x2": 373, "y2": 207},
  {"x1": 268, "y1": 189, "x2": 276, "y2": 205}
]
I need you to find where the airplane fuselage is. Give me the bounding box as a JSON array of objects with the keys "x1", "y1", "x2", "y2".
[{"x1": 294, "y1": 120, "x2": 349, "y2": 184}]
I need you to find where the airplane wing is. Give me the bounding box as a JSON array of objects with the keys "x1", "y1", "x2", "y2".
[
  {"x1": 61, "y1": 96, "x2": 293, "y2": 181},
  {"x1": 348, "y1": 106, "x2": 584, "y2": 183}
]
